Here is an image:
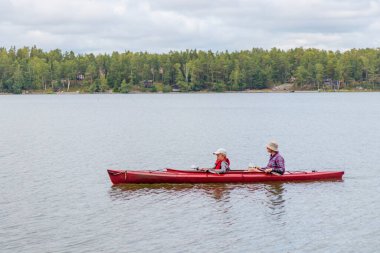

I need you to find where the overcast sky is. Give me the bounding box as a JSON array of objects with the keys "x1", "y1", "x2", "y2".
[{"x1": 1, "y1": 0, "x2": 380, "y2": 53}]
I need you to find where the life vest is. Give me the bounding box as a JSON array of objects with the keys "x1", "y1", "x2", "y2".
[{"x1": 215, "y1": 158, "x2": 230, "y2": 170}]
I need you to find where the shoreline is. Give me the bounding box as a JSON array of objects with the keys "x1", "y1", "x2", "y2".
[{"x1": 1, "y1": 89, "x2": 380, "y2": 95}]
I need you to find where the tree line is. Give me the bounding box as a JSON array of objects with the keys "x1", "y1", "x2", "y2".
[{"x1": 1, "y1": 46, "x2": 380, "y2": 94}]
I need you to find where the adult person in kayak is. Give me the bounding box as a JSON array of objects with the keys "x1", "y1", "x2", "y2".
[
  {"x1": 248, "y1": 141, "x2": 285, "y2": 175},
  {"x1": 201, "y1": 148, "x2": 230, "y2": 174}
]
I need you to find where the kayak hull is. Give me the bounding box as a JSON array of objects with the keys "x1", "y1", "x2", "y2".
[{"x1": 107, "y1": 169, "x2": 344, "y2": 185}]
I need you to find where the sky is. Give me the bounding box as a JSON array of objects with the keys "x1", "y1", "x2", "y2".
[{"x1": 1, "y1": 0, "x2": 380, "y2": 53}]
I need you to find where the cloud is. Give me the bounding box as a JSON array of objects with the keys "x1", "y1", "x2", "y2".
[{"x1": 0, "y1": 0, "x2": 380, "y2": 53}]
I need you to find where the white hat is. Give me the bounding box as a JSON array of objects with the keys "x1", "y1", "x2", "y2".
[
  {"x1": 213, "y1": 148, "x2": 227, "y2": 156},
  {"x1": 266, "y1": 141, "x2": 278, "y2": 152}
]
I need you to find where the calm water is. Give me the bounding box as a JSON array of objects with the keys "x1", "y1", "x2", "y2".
[{"x1": 1, "y1": 93, "x2": 380, "y2": 252}]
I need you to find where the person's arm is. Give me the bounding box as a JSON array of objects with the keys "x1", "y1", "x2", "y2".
[
  {"x1": 259, "y1": 160, "x2": 269, "y2": 171},
  {"x1": 200, "y1": 164, "x2": 216, "y2": 171},
  {"x1": 218, "y1": 161, "x2": 229, "y2": 174}
]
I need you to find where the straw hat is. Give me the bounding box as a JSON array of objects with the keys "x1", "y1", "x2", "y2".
[{"x1": 266, "y1": 141, "x2": 278, "y2": 152}]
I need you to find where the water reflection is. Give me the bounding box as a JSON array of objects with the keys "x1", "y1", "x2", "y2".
[
  {"x1": 108, "y1": 184, "x2": 197, "y2": 200},
  {"x1": 196, "y1": 184, "x2": 230, "y2": 201},
  {"x1": 108, "y1": 183, "x2": 285, "y2": 207},
  {"x1": 108, "y1": 183, "x2": 233, "y2": 201},
  {"x1": 263, "y1": 183, "x2": 286, "y2": 219},
  {"x1": 108, "y1": 184, "x2": 236, "y2": 223},
  {"x1": 107, "y1": 182, "x2": 290, "y2": 231}
]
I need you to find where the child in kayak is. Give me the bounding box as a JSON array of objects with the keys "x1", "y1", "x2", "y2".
[{"x1": 203, "y1": 148, "x2": 230, "y2": 174}]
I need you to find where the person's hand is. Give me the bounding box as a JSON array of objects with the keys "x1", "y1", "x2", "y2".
[{"x1": 265, "y1": 168, "x2": 273, "y2": 173}]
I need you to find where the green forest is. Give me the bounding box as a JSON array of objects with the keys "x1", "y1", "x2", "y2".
[{"x1": 1, "y1": 46, "x2": 380, "y2": 94}]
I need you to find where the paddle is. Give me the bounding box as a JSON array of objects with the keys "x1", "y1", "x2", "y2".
[
  {"x1": 191, "y1": 165, "x2": 200, "y2": 171},
  {"x1": 191, "y1": 165, "x2": 215, "y2": 172},
  {"x1": 251, "y1": 167, "x2": 281, "y2": 176},
  {"x1": 190, "y1": 165, "x2": 225, "y2": 175},
  {"x1": 190, "y1": 164, "x2": 282, "y2": 175}
]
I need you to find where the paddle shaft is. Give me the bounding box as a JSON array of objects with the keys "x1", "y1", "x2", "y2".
[
  {"x1": 251, "y1": 167, "x2": 281, "y2": 176},
  {"x1": 198, "y1": 167, "x2": 282, "y2": 176}
]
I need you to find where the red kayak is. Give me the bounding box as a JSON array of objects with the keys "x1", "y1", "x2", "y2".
[{"x1": 107, "y1": 169, "x2": 344, "y2": 185}]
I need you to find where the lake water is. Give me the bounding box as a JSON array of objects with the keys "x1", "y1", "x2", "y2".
[{"x1": 1, "y1": 93, "x2": 380, "y2": 252}]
